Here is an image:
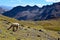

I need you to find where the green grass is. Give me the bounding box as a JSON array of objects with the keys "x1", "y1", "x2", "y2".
[{"x1": 0, "y1": 14, "x2": 60, "y2": 40}]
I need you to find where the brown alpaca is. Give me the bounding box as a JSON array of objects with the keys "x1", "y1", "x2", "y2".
[{"x1": 7, "y1": 23, "x2": 19, "y2": 32}]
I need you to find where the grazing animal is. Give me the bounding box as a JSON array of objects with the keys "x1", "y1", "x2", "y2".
[{"x1": 7, "y1": 23, "x2": 19, "y2": 32}]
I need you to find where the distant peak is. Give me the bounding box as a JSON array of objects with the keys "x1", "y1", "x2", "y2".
[
  {"x1": 15, "y1": 6, "x2": 24, "y2": 8},
  {"x1": 25, "y1": 5, "x2": 32, "y2": 7},
  {"x1": 33, "y1": 5, "x2": 38, "y2": 7},
  {"x1": 53, "y1": 2, "x2": 60, "y2": 5}
]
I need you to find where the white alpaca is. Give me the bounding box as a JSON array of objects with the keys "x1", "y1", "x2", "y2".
[
  {"x1": 12, "y1": 23, "x2": 19, "y2": 26},
  {"x1": 7, "y1": 23, "x2": 20, "y2": 32}
]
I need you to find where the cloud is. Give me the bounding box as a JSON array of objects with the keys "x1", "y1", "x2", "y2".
[
  {"x1": 21, "y1": 4, "x2": 46, "y2": 7},
  {"x1": 35, "y1": 4, "x2": 46, "y2": 7},
  {"x1": 45, "y1": 0, "x2": 60, "y2": 2}
]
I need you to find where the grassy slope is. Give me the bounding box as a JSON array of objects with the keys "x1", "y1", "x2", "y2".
[{"x1": 0, "y1": 15, "x2": 60, "y2": 40}]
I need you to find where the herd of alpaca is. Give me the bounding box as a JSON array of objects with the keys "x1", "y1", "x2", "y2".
[{"x1": 7, "y1": 23, "x2": 20, "y2": 32}]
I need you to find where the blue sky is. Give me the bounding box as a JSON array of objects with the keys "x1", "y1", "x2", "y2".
[{"x1": 0, "y1": 0, "x2": 60, "y2": 7}]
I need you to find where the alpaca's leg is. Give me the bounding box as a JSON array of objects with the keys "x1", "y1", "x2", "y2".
[
  {"x1": 13, "y1": 26, "x2": 15, "y2": 32},
  {"x1": 16, "y1": 26, "x2": 18, "y2": 31},
  {"x1": 7, "y1": 25, "x2": 12, "y2": 30}
]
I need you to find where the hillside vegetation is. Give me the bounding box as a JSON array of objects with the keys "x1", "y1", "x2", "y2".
[{"x1": 0, "y1": 15, "x2": 60, "y2": 40}]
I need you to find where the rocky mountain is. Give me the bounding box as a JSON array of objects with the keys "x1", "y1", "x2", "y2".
[
  {"x1": 0, "y1": 6, "x2": 12, "y2": 11},
  {"x1": 0, "y1": 6, "x2": 12, "y2": 14},
  {"x1": 0, "y1": 7, "x2": 6, "y2": 14},
  {"x1": 2, "y1": 2, "x2": 60, "y2": 21}
]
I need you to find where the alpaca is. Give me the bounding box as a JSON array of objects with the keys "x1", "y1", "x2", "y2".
[{"x1": 7, "y1": 23, "x2": 19, "y2": 32}]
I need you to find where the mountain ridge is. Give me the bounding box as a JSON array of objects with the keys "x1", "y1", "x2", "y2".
[{"x1": 2, "y1": 2, "x2": 60, "y2": 21}]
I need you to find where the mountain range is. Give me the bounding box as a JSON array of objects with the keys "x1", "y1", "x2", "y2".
[
  {"x1": 2, "y1": 2, "x2": 60, "y2": 21},
  {"x1": 0, "y1": 6, "x2": 12, "y2": 14},
  {"x1": 0, "y1": 6, "x2": 12, "y2": 11},
  {"x1": 0, "y1": 7, "x2": 6, "y2": 14}
]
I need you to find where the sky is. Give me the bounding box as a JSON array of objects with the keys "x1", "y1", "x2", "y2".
[{"x1": 0, "y1": 0, "x2": 60, "y2": 7}]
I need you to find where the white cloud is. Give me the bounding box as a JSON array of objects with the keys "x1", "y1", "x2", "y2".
[
  {"x1": 22, "y1": 4, "x2": 46, "y2": 7},
  {"x1": 45, "y1": 0, "x2": 60, "y2": 2},
  {"x1": 20, "y1": 4, "x2": 46, "y2": 7},
  {"x1": 36, "y1": 4, "x2": 46, "y2": 7}
]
